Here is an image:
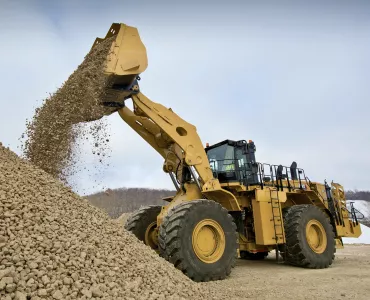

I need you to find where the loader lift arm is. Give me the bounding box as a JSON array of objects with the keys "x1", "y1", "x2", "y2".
[
  {"x1": 117, "y1": 91, "x2": 241, "y2": 214},
  {"x1": 92, "y1": 23, "x2": 239, "y2": 214}
]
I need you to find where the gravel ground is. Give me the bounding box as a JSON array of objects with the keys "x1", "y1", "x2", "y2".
[{"x1": 204, "y1": 245, "x2": 370, "y2": 300}]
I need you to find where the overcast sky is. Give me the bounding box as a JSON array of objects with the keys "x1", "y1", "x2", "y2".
[{"x1": 0, "y1": 0, "x2": 369, "y2": 195}]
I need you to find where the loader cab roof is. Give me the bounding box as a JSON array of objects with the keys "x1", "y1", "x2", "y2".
[{"x1": 205, "y1": 139, "x2": 251, "y2": 151}]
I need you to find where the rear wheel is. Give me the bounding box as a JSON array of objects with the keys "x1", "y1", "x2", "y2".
[
  {"x1": 124, "y1": 205, "x2": 162, "y2": 250},
  {"x1": 158, "y1": 200, "x2": 238, "y2": 282},
  {"x1": 282, "y1": 204, "x2": 335, "y2": 268}
]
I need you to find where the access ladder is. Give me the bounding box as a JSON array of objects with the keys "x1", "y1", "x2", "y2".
[{"x1": 269, "y1": 189, "x2": 285, "y2": 262}]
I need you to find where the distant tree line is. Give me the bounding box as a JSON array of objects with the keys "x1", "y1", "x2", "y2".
[
  {"x1": 85, "y1": 187, "x2": 175, "y2": 218},
  {"x1": 345, "y1": 190, "x2": 370, "y2": 202}
]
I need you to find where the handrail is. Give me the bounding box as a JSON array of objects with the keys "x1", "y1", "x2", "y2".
[{"x1": 209, "y1": 159, "x2": 308, "y2": 190}]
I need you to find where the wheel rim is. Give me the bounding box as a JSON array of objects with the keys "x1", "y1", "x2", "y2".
[
  {"x1": 144, "y1": 221, "x2": 158, "y2": 250},
  {"x1": 305, "y1": 219, "x2": 327, "y2": 254},
  {"x1": 192, "y1": 219, "x2": 225, "y2": 263}
]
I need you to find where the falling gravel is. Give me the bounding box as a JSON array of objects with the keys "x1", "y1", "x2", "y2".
[
  {"x1": 0, "y1": 143, "x2": 222, "y2": 300},
  {"x1": 22, "y1": 37, "x2": 117, "y2": 184}
]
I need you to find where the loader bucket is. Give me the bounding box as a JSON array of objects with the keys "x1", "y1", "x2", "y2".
[{"x1": 91, "y1": 23, "x2": 148, "y2": 104}]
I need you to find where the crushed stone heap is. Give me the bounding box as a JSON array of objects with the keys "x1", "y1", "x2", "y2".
[
  {"x1": 0, "y1": 143, "x2": 220, "y2": 300},
  {"x1": 22, "y1": 37, "x2": 117, "y2": 183}
]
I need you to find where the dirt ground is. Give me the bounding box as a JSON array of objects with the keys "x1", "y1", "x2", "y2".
[{"x1": 205, "y1": 245, "x2": 370, "y2": 300}]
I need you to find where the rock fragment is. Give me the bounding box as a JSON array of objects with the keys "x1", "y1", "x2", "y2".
[
  {"x1": 15, "y1": 291, "x2": 27, "y2": 300},
  {"x1": 52, "y1": 290, "x2": 63, "y2": 300}
]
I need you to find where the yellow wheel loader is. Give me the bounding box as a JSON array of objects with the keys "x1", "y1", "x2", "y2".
[{"x1": 93, "y1": 23, "x2": 362, "y2": 282}]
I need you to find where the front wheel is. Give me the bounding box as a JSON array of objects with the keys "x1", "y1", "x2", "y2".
[{"x1": 158, "y1": 200, "x2": 238, "y2": 282}]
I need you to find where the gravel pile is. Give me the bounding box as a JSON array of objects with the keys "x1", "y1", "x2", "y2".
[
  {"x1": 0, "y1": 143, "x2": 220, "y2": 300},
  {"x1": 22, "y1": 37, "x2": 117, "y2": 184}
]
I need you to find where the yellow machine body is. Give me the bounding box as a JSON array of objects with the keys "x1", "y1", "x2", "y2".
[{"x1": 93, "y1": 23, "x2": 361, "y2": 276}]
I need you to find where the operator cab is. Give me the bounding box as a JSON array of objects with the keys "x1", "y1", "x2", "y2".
[
  {"x1": 205, "y1": 139, "x2": 307, "y2": 190},
  {"x1": 205, "y1": 140, "x2": 259, "y2": 186}
]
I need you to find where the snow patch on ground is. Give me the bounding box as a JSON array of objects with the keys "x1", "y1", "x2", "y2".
[
  {"x1": 342, "y1": 200, "x2": 370, "y2": 244},
  {"x1": 343, "y1": 224, "x2": 370, "y2": 244},
  {"x1": 348, "y1": 200, "x2": 370, "y2": 219}
]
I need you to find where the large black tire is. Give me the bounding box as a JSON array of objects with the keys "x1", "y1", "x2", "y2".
[
  {"x1": 158, "y1": 200, "x2": 238, "y2": 282},
  {"x1": 124, "y1": 205, "x2": 162, "y2": 250},
  {"x1": 240, "y1": 251, "x2": 269, "y2": 260},
  {"x1": 282, "y1": 204, "x2": 335, "y2": 268}
]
